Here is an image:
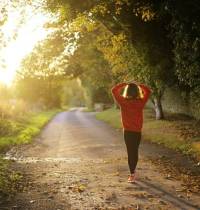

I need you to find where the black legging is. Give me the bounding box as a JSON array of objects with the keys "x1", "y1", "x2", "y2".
[{"x1": 124, "y1": 130, "x2": 141, "y2": 174}]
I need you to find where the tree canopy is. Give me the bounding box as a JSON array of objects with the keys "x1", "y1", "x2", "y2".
[{"x1": 14, "y1": 0, "x2": 200, "y2": 118}]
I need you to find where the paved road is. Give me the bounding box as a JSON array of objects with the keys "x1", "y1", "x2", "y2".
[
  {"x1": 13, "y1": 108, "x2": 125, "y2": 159},
  {"x1": 3, "y1": 109, "x2": 200, "y2": 210}
]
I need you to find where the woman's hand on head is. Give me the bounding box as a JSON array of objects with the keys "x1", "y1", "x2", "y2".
[{"x1": 128, "y1": 80, "x2": 139, "y2": 85}]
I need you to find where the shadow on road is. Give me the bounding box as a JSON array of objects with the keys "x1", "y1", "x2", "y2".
[{"x1": 136, "y1": 180, "x2": 199, "y2": 210}]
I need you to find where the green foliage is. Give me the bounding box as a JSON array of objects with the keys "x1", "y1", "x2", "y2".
[
  {"x1": 165, "y1": 0, "x2": 200, "y2": 88},
  {"x1": 160, "y1": 0, "x2": 200, "y2": 117},
  {"x1": 43, "y1": 0, "x2": 199, "y2": 88},
  {"x1": 19, "y1": 0, "x2": 200, "y2": 118},
  {"x1": 65, "y1": 31, "x2": 113, "y2": 106},
  {"x1": 43, "y1": 0, "x2": 175, "y2": 115},
  {"x1": 18, "y1": 30, "x2": 65, "y2": 79},
  {"x1": 0, "y1": 157, "x2": 23, "y2": 198},
  {"x1": 96, "y1": 32, "x2": 134, "y2": 81},
  {"x1": 0, "y1": 109, "x2": 61, "y2": 152},
  {"x1": 15, "y1": 29, "x2": 73, "y2": 108},
  {"x1": 0, "y1": 119, "x2": 22, "y2": 136},
  {"x1": 0, "y1": 99, "x2": 29, "y2": 120},
  {"x1": 61, "y1": 79, "x2": 85, "y2": 107},
  {"x1": 16, "y1": 110, "x2": 61, "y2": 144},
  {"x1": 15, "y1": 76, "x2": 64, "y2": 108},
  {"x1": 96, "y1": 29, "x2": 169, "y2": 101}
]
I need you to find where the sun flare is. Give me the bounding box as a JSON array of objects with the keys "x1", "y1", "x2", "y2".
[{"x1": 0, "y1": 4, "x2": 51, "y2": 86}]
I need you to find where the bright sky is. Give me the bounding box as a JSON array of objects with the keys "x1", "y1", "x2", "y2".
[{"x1": 0, "y1": 3, "x2": 52, "y2": 85}]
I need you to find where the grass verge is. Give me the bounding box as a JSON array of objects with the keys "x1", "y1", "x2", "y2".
[
  {"x1": 96, "y1": 108, "x2": 200, "y2": 160},
  {"x1": 0, "y1": 109, "x2": 62, "y2": 199},
  {"x1": 0, "y1": 109, "x2": 62, "y2": 153},
  {"x1": 0, "y1": 157, "x2": 22, "y2": 199}
]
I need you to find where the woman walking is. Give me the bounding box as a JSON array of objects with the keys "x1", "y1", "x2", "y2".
[{"x1": 111, "y1": 81, "x2": 151, "y2": 183}]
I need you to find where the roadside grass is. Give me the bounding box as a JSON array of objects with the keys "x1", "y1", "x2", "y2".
[
  {"x1": 95, "y1": 108, "x2": 121, "y2": 129},
  {"x1": 0, "y1": 109, "x2": 61, "y2": 153},
  {"x1": 96, "y1": 108, "x2": 200, "y2": 160},
  {"x1": 0, "y1": 109, "x2": 62, "y2": 198},
  {"x1": 0, "y1": 157, "x2": 22, "y2": 197}
]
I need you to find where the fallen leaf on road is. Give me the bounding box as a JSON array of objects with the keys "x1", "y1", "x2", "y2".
[
  {"x1": 136, "y1": 204, "x2": 140, "y2": 210},
  {"x1": 159, "y1": 200, "x2": 167, "y2": 205},
  {"x1": 78, "y1": 184, "x2": 86, "y2": 192},
  {"x1": 113, "y1": 172, "x2": 119, "y2": 176},
  {"x1": 175, "y1": 188, "x2": 184, "y2": 192},
  {"x1": 178, "y1": 194, "x2": 184, "y2": 198},
  {"x1": 131, "y1": 192, "x2": 148, "y2": 199},
  {"x1": 165, "y1": 174, "x2": 172, "y2": 179}
]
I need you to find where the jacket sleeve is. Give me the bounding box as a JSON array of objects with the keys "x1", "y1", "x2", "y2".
[
  {"x1": 111, "y1": 83, "x2": 127, "y2": 105},
  {"x1": 139, "y1": 84, "x2": 151, "y2": 105}
]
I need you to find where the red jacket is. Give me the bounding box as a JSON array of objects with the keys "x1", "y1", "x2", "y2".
[{"x1": 111, "y1": 83, "x2": 151, "y2": 132}]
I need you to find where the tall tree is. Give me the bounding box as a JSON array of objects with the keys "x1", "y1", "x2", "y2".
[
  {"x1": 43, "y1": 0, "x2": 176, "y2": 119},
  {"x1": 16, "y1": 30, "x2": 66, "y2": 108},
  {"x1": 66, "y1": 31, "x2": 113, "y2": 108},
  {"x1": 43, "y1": 0, "x2": 200, "y2": 118}
]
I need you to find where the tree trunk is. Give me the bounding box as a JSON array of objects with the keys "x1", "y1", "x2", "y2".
[{"x1": 153, "y1": 96, "x2": 164, "y2": 120}]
